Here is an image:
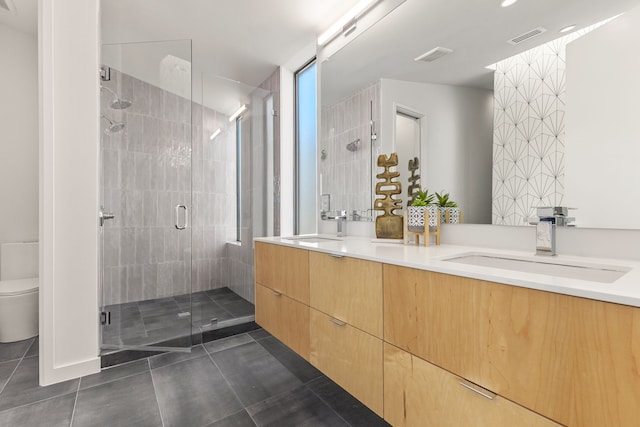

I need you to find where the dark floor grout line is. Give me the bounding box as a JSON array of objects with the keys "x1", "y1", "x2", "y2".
[
  {"x1": 306, "y1": 383, "x2": 356, "y2": 427},
  {"x1": 0, "y1": 391, "x2": 78, "y2": 417},
  {"x1": 202, "y1": 333, "x2": 256, "y2": 355},
  {"x1": 68, "y1": 379, "x2": 81, "y2": 426},
  {"x1": 146, "y1": 344, "x2": 207, "y2": 371},
  {"x1": 147, "y1": 359, "x2": 166, "y2": 427},
  {"x1": 0, "y1": 338, "x2": 35, "y2": 398},
  {"x1": 205, "y1": 352, "x2": 249, "y2": 413},
  {"x1": 79, "y1": 368, "x2": 151, "y2": 392}
]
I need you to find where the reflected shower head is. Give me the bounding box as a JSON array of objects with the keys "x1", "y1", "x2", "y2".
[
  {"x1": 100, "y1": 85, "x2": 132, "y2": 110},
  {"x1": 101, "y1": 115, "x2": 125, "y2": 135}
]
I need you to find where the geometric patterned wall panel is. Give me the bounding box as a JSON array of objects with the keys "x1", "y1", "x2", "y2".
[{"x1": 491, "y1": 24, "x2": 608, "y2": 225}]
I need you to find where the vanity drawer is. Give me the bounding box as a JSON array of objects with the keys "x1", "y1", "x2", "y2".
[
  {"x1": 309, "y1": 252, "x2": 382, "y2": 338},
  {"x1": 383, "y1": 265, "x2": 572, "y2": 425},
  {"x1": 309, "y1": 308, "x2": 383, "y2": 416},
  {"x1": 384, "y1": 343, "x2": 562, "y2": 427},
  {"x1": 255, "y1": 283, "x2": 309, "y2": 360},
  {"x1": 254, "y1": 242, "x2": 309, "y2": 304}
]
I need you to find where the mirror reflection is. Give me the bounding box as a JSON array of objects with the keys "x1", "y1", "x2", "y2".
[{"x1": 319, "y1": 0, "x2": 640, "y2": 229}]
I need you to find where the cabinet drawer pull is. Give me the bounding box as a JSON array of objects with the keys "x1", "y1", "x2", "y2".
[
  {"x1": 271, "y1": 290, "x2": 282, "y2": 297},
  {"x1": 329, "y1": 254, "x2": 344, "y2": 259},
  {"x1": 459, "y1": 380, "x2": 495, "y2": 400},
  {"x1": 330, "y1": 317, "x2": 346, "y2": 327}
]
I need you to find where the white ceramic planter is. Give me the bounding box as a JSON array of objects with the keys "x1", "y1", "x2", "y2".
[{"x1": 407, "y1": 205, "x2": 438, "y2": 232}]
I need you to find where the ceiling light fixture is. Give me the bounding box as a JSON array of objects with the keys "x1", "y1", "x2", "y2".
[
  {"x1": 559, "y1": 24, "x2": 577, "y2": 33},
  {"x1": 317, "y1": 0, "x2": 377, "y2": 46},
  {"x1": 500, "y1": 0, "x2": 518, "y2": 7},
  {"x1": 209, "y1": 128, "x2": 221, "y2": 141},
  {"x1": 228, "y1": 104, "x2": 248, "y2": 122}
]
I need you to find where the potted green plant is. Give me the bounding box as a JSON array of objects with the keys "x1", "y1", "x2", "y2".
[
  {"x1": 435, "y1": 191, "x2": 461, "y2": 224},
  {"x1": 407, "y1": 189, "x2": 438, "y2": 232}
]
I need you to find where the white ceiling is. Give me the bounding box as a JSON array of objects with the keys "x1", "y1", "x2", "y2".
[
  {"x1": 4, "y1": 0, "x2": 640, "y2": 111},
  {"x1": 321, "y1": 0, "x2": 640, "y2": 104}
]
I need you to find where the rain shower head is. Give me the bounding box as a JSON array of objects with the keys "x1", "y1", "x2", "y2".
[
  {"x1": 100, "y1": 85, "x2": 132, "y2": 110},
  {"x1": 101, "y1": 115, "x2": 125, "y2": 135}
]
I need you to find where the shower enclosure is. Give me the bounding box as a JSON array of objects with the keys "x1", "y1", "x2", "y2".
[{"x1": 99, "y1": 40, "x2": 278, "y2": 354}]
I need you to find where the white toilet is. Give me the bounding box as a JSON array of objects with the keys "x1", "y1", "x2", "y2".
[{"x1": 0, "y1": 242, "x2": 39, "y2": 343}]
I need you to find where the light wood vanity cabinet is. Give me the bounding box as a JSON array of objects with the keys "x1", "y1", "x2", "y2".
[
  {"x1": 254, "y1": 241, "x2": 309, "y2": 304},
  {"x1": 309, "y1": 309, "x2": 383, "y2": 416},
  {"x1": 384, "y1": 343, "x2": 562, "y2": 427},
  {"x1": 255, "y1": 241, "x2": 640, "y2": 427},
  {"x1": 383, "y1": 265, "x2": 573, "y2": 425},
  {"x1": 309, "y1": 252, "x2": 383, "y2": 338},
  {"x1": 254, "y1": 242, "x2": 310, "y2": 360}
]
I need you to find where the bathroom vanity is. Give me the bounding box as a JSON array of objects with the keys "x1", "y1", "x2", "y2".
[{"x1": 254, "y1": 237, "x2": 640, "y2": 427}]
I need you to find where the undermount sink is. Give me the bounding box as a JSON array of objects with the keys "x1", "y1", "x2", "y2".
[
  {"x1": 443, "y1": 253, "x2": 630, "y2": 284},
  {"x1": 283, "y1": 236, "x2": 342, "y2": 243}
]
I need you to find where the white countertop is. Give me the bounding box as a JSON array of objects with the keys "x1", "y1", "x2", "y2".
[{"x1": 255, "y1": 235, "x2": 640, "y2": 308}]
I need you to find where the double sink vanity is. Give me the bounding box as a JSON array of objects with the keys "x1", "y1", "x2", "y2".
[{"x1": 254, "y1": 236, "x2": 640, "y2": 427}]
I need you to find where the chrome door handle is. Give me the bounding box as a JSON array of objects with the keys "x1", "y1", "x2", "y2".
[
  {"x1": 99, "y1": 211, "x2": 115, "y2": 226},
  {"x1": 175, "y1": 204, "x2": 188, "y2": 230},
  {"x1": 459, "y1": 380, "x2": 495, "y2": 400}
]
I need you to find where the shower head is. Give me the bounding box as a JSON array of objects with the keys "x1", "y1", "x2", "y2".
[
  {"x1": 100, "y1": 85, "x2": 132, "y2": 110},
  {"x1": 101, "y1": 115, "x2": 125, "y2": 135}
]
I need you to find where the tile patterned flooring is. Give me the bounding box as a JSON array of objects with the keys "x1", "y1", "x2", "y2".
[
  {"x1": 0, "y1": 330, "x2": 390, "y2": 427},
  {"x1": 102, "y1": 287, "x2": 255, "y2": 348}
]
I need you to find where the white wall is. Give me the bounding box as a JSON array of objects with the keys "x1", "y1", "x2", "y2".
[
  {"x1": 39, "y1": 0, "x2": 100, "y2": 385},
  {"x1": 565, "y1": 8, "x2": 640, "y2": 229},
  {"x1": 380, "y1": 79, "x2": 494, "y2": 224},
  {"x1": 0, "y1": 24, "x2": 38, "y2": 278}
]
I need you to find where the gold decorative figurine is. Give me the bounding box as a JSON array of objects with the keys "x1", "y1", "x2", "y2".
[
  {"x1": 374, "y1": 153, "x2": 403, "y2": 239},
  {"x1": 407, "y1": 157, "x2": 420, "y2": 207}
]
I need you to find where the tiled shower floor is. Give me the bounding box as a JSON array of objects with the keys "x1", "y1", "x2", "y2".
[
  {"x1": 102, "y1": 287, "x2": 255, "y2": 349},
  {"x1": 0, "y1": 331, "x2": 390, "y2": 426}
]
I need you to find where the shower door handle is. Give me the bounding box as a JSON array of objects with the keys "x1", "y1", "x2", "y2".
[
  {"x1": 175, "y1": 205, "x2": 188, "y2": 230},
  {"x1": 99, "y1": 211, "x2": 115, "y2": 226}
]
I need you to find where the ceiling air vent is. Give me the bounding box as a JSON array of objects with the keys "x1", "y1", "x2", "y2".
[
  {"x1": 414, "y1": 47, "x2": 453, "y2": 63},
  {"x1": 0, "y1": 0, "x2": 16, "y2": 13},
  {"x1": 508, "y1": 27, "x2": 547, "y2": 45}
]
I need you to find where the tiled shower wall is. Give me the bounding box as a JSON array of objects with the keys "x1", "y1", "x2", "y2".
[
  {"x1": 320, "y1": 81, "x2": 380, "y2": 215},
  {"x1": 101, "y1": 69, "x2": 238, "y2": 305}
]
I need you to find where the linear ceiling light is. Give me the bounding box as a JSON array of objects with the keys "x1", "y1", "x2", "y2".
[
  {"x1": 317, "y1": 0, "x2": 377, "y2": 46},
  {"x1": 228, "y1": 104, "x2": 248, "y2": 122},
  {"x1": 209, "y1": 128, "x2": 221, "y2": 141}
]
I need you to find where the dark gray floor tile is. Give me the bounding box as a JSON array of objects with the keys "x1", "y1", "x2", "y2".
[
  {"x1": 206, "y1": 410, "x2": 257, "y2": 427},
  {"x1": 0, "y1": 338, "x2": 34, "y2": 363},
  {"x1": 149, "y1": 344, "x2": 206, "y2": 369},
  {"x1": 0, "y1": 359, "x2": 19, "y2": 392},
  {"x1": 175, "y1": 290, "x2": 212, "y2": 306},
  {"x1": 210, "y1": 342, "x2": 302, "y2": 407},
  {"x1": 188, "y1": 301, "x2": 234, "y2": 323},
  {"x1": 307, "y1": 376, "x2": 390, "y2": 427},
  {"x1": 0, "y1": 356, "x2": 79, "y2": 412},
  {"x1": 248, "y1": 329, "x2": 271, "y2": 340},
  {"x1": 216, "y1": 298, "x2": 255, "y2": 318},
  {"x1": 247, "y1": 385, "x2": 348, "y2": 427},
  {"x1": 143, "y1": 312, "x2": 191, "y2": 332},
  {"x1": 73, "y1": 372, "x2": 161, "y2": 427},
  {"x1": 80, "y1": 358, "x2": 149, "y2": 390},
  {"x1": 138, "y1": 297, "x2": 181, "y2": 317},
  {"x1": 25, "y1": 338, "x2": 39, "y2": 358},
  {"x1": 204, "y1": 334, "x2": 254, "y2": 354},
  {"x1": 206, "y1": 287, "x2": 234, "y2": 298},
  {"x1": 0, "y1": 392, "x2": 76, "y2": 427},
  {"x1": 152, "y1": 355, "x2": 243, "y2": 427},
  {"x1": 256, "y1": 336, "x2": 322, "y2": 384}
]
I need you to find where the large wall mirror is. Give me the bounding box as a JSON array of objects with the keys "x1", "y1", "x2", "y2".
[{"x1": 318, "y1": 0, "x2": 640, "y2": 229}]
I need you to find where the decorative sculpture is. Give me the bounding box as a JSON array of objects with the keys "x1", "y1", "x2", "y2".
[
  {"x1": 407, "y1": 157, "x2": 420, "y2": 207},
  {"x1": 374, "y1": 153, "x2": 403, "y2": 239}
]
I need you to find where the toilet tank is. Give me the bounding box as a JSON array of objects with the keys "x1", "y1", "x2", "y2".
[{"x1": 0, "y1": 242, "x2": 39, "y2": 280}]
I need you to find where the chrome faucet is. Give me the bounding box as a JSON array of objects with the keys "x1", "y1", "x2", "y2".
[
  {"x1": 336, "y1": 210, "x2": 347, "y2": 237},
  {"x1": 535, "y1": 217, "x2": 556, "y2": 256},
  {"x1": 533, "y1": 206, "x2": 574, "y2": 256}
]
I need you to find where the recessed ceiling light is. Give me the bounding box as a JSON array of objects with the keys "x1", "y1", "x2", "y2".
[
  {"x1": 501, "y1": 0, "x2": 518, "y2": 7},
  {"x1": 559, "y1": 24, "x2": 577, "y2": 33}
]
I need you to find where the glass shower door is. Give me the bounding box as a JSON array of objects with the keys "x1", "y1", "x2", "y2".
[{"x1": 99, "y1": 40, "x2": 193, "y2": 352}]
